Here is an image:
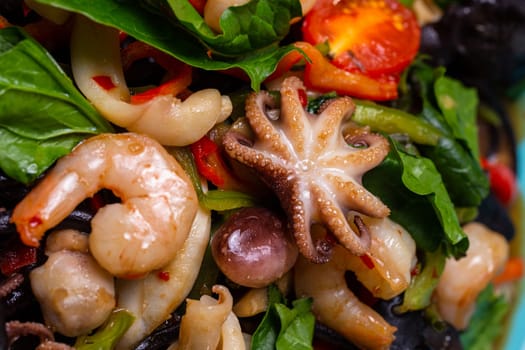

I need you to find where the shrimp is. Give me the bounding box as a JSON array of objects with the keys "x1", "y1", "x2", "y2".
[
  {"x1": 434, "y1": 222, "x2": 509, "y2": 329},
  {"x1": 345, "y1": 212, "x2": 417, "y2": 300},
  {"x1": 295, "y1": 244, "x2": 397, "y2": 350},
  {"x1": 11, "y1": 133, "x2": 198, "y2": 278}
]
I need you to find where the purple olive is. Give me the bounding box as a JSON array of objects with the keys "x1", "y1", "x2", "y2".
[{"x1": 211, "y1": 207, "x2": 298, "y2": 288}]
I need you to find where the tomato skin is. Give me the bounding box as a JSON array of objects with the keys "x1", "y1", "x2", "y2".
[{"x1": 302, "y1": 0, "x2": 420, "y2": 77}]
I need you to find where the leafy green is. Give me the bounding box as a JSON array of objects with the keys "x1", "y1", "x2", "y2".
[
  {"x1": 74, "y1": 309, "x2": 135, "y2": 350},
  {"x1": 419, "y1": 137, "x2": 488, "y2": 208},
  {"x1": 166, "y1": 0, "x2": 302, "y2": 56},
  {"x1": 364, "y1": 139, "x2": 468, "y2": 258},
  {"x1": 33, "y1": 0, "x2": 303, "y2": 90},
  {"x1": 0, "y1": 27, "x2": 112, "y2": 184},
  {"x1": 434, "y1": 76, "x2": 480, "y2": 159},
  {"x1": 396, "y1": 249, "x2": 446, "y2": 313},
  {"x1": 251, "y1": 285, "x2": 315, "y2": 350},
  {"x1": 460, "y1": 284, "x2": 510, "y2": 350},
  {"x1": 274, "y1": 299, "x2": 315, "y2": 350},
  {"x1": 398, "y1": 58, "x2": 489, "y2": 208}
]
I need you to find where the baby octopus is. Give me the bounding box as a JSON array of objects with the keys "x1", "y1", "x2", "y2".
[{"x1": 223, "y1": 76, "x2": 390, "y2": 263}]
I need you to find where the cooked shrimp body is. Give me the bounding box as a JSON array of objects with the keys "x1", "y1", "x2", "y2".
[
  {"x1": 295, "y1": 244, "x2": 397, "y2": 350},
  {"x1": 11, "y1": 133, "x2": 198, "y2": 278},
  {"x1": 435, "y1": 222, "x2": 509, "y2": 329},
  {"x1": 346, "y1": 213, "x2": 417, "y2": 299}
]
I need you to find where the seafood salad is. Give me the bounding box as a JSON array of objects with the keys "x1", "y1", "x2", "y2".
[{"x1": 0, "y1": 0, "x2": 524, "y2": 349}]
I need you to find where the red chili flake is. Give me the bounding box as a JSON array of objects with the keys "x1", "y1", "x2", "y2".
[
  {"x1": 410, "y1": 264, "x2": 420, "y2": 277},
  {"x1": 298, "y1": 88, "x2": 308, "y2": 107},
  {"x1": 157, "y1": 271, "x2": 170, "y2": 281},
  {"x1": 360, "y1": 254, "x2": 375, "y2": 269},
  {"x1": 28, "y1": 216, "x2": 42, "y2": 228},
  {"x1": 92, "y1": 75, "x2": 116, "y2": 91}
]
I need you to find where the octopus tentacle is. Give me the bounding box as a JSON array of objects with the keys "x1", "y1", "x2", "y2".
[
  {"x1": 224, "y1": 132, "x2": 325, "y2": 262},
  {"x1": 325, "y1": 174, "x2": 390, "y2": 218},
  {"x1": 322, "y1": 132, "x2": 390, "y2": 173},
  {"x1": 223, "y1": 76, "x2": 390, "y2": 263},
  {"x1": 223, "y1": 132, "x2": 289, "y2": 177},
  {"x1": 278, "y1": 75, "x2": 310, "y2": 157},
  {"x1": 245, "y1": 92, "x2": 293, "y2": 160},
  {"x1": 311, "y1": 183, "x2": 371, "y2": 256},
  {"x1": 312, "y1": 97, "x2": 355, "y2": 158}
]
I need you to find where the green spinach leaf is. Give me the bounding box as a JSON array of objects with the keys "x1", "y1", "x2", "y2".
[
  {"x1": 434, "y1": 76, "x2": 480, "y2": 159},
  {"x1": 0, "y1": 27, "x2": 112, "y2": 184},
  {"x1": 33, "y1": 0, "x2": 302, "y2": 90},
  {"x1": 251, "y1": 285, "x2": 315, "y2": 350},
  {"x1": 363, "y1": 139, "x2": 468, "y2": 258},
  {"x1": 167, "y1": 0, "x2": 302, "y2": 56},
  {"x1": 274, "y1": 298, "x2": 315, "y2": 350},
  {"x1": 402, "y1": 58, "x2": 489, "y2": 207}
]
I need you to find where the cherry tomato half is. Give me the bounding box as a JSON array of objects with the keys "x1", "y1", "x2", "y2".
[{"x1": 302, "y1": 0, "x2": 420, "y2": 78}]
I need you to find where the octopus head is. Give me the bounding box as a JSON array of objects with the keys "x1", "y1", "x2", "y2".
[{"x1": 223, "y1": 77, "x2": 390, "y2": 263}]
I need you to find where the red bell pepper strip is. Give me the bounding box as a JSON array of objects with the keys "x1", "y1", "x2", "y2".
[
  {"x1": 190, "y1": 135, "x2": 227, "y2": 187},
  {"x1": 295, "y1": 41, "x2": 399, "y2": 101},
  {"x1": 119, "y1": 41, "x2": 193, "y2": 104},
  {"x1": 189, "y1": 135, "x2": 253, "y2": 191},
  {"x1": 492, "y1": 257, "x2": 524, "y2": 285},
  {"x1": 0, "y1": 15, "x2": 9, "y2": 29},
  {"x1": 481, "y1": 157, "x2": 518, "y2": 205},
  {"x1": 130, "y1": 64, "x2": 192, "y2": 104},
  {"x1": 189, "y1": 0, "x2": 207, "y2": 15}
]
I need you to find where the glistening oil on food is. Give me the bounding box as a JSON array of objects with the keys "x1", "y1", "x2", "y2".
[{"x1": 0, "y1": 0, "x2": 524, "y2": 349}]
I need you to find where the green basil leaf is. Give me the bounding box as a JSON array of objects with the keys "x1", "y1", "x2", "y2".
[
  {"x1": 274, "y1": 298, "x2": 315, "y2": 350},
  {"x1": 363, "y1": 139, "x2": 468, "y2": 258},
  {"x1": 434, "y1": 75, "x2": 480, "y2": 159},
  {"x1": 167, "y1": 0, "x2": 301, "y2": 56},
  {"x1": 251, "y1": 285, "x2": 284, "y2": 350},
  {"x1": 33, "y1": 0, "x2": 302, "y2": 90},
  {"x1": 402, "y1": 58, "x2": 489, "y2": 207},
  {"x1": 420, "y1": 137, "x2": 489, "y2": 208},
  {"x1": 0, "y1": 27, "x2": 112, "y2": 183},
  {"x1": 251, "y1": 285, "x2": 314, "y2": 350}
]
